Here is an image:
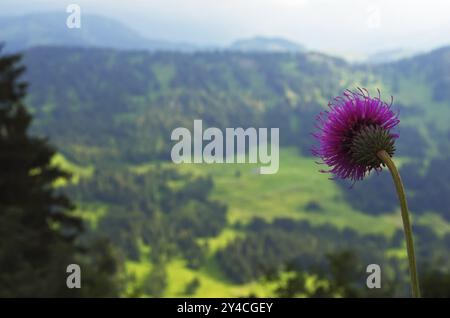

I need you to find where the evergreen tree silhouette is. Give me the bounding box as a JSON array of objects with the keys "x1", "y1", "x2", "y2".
[{"x1": 0, "y1": 47, "x2": 83, "y2": 296}]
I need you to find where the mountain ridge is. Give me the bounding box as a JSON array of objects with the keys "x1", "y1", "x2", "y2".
[
  {"x1": 229, "y1": 36, "x2": 306, "y2": 53},
  {"x1": 0, "y1": 12, "x2": 197, "y2": 52},
  {"x1": 1, "y1": 13, "x2": 311, "y2": 54}
]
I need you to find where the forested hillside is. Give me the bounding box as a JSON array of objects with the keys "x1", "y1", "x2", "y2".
[{"x1": 19, "y1": 46, "x2": 450, "y2": 296}]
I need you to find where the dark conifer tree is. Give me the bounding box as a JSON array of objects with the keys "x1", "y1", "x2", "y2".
[{"x1": 0, "y1": 48, "x2": 100, "y2": 296}]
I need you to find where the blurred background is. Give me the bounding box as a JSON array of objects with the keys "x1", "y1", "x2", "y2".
[{"x1": 0, "y1": 0, "x2": 449, "y2": 297}]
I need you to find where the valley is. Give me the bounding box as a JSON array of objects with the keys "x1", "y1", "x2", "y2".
[{"x1": 21, "y1": 45, "x2": 450, "y2": 297}]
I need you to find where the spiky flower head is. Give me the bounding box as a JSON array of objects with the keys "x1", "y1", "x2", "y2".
[{"x1": 312, "y1": 88, "x2": 399, "y2": 182}]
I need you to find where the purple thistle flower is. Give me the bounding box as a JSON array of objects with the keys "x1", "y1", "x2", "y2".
[{"x1": 312, "y1": 88, "x2": 400, "y2": 182}]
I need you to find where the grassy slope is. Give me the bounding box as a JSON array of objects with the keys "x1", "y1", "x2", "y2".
[
  {"x1": 125, "y1": 148, "x2": 416, "y2": 297},
  {"x1": 56, "y1": 148, "x2": 450, "y2": 297},
  {"x1": 145, "y1": 148, "x2": 403, "y2": 235},
  {"x1": 58, "y1": 147, "x2": 450, "y2": 296}
]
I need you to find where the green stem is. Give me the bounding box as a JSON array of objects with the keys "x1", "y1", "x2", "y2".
[{"x1": 377, "y1": 150, "x2": 420, "y2": 298}]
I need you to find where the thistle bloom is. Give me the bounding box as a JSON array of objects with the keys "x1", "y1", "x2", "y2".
[
  {"x1": 312, "y1": 88, "x2": 420, "y2": 297},
  {"x1": 312, "y1": 88, "x2": 399, "y2": 182}
]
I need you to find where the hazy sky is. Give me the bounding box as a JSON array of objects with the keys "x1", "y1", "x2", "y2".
[{"x1": 2, "y1": 0, "x2": 450, "y2": 54}]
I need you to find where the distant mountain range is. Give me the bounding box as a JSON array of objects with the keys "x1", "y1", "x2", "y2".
[
  {"x1": 1, "y1": 12, "x2": 429, "y2": 63},
  {"x1": 228, "y1": 36, "x2": 305, "y2": 53},
  {"x1": 0, "y1": 12, "x2": 307, "y2": 54},
  {"x1": 367, "y1": 48, "x2": 420, "y2": 64},
  {"x1": 0, "y1": 12, "x2": 197, "y2": 52}
]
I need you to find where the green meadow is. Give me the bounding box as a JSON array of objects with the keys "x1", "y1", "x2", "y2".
[{"x1": 53, "y1": 147, "x2": 450, "y2": 297}]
